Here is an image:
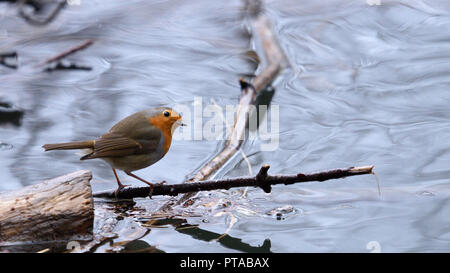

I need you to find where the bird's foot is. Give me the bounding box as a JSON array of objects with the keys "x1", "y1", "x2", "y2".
[
  {"x1": 148, "y1": 184, "x2": 154, "y2": 199},
  {"x1": 114, "y1": 183, "x2": 130, "y2": 198},
  {"x1": 147, "y1": 181, "x2": 165, "y2": 199}
]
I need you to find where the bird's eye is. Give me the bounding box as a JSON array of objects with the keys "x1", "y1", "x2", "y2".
[{"x1": 163, "y1": 111, "x2": 170, "y2": 117}]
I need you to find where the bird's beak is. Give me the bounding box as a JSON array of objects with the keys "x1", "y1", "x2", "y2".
[
  {"x1": 171, "y1": 118, "x2": 185, "y2": 135},
  {"x1": 176, "y1": 115, "x2": 186, "y2": 126}
]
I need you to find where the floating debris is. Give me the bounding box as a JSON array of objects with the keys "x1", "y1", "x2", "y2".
[
  {"x1": 416, "y1": 190, "x2": 435, "y2": 197},
  {"x1": 0, "y1": 142, "x2": 13, "y2": 151},
  {"x1": 265, "y1": 205, "x2": 297, "y2": 220},
  {"x1": 0, "y1": 101, "x2": 24, "y2": 126}
]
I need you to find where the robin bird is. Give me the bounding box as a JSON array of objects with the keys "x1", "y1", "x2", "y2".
[{"x1": 42, "y1": 107, "x2": 185, "y2": 197}]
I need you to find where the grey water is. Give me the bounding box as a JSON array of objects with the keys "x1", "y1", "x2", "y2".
[{"x1": 0, "y1": 0, "x2": 449, "y2": 252}]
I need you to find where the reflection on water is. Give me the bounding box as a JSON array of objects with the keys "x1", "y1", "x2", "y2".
[{"x1": 1, "y1": 0, "x2": 449, "y2": 252}]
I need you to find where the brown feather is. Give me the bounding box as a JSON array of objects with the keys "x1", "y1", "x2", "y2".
[
  {"x1": 81, "y1": 137, "x2": 142, "y2": 160},
  {"x1": 81, "y1": 148, "x2": 137, "y2": 160},
  {"x1": 42, "y1": 140, "x2": 94, "y2": 151}
]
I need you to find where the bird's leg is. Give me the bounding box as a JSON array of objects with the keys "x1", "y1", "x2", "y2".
[
  {"x1": 124, "y1": 171, "x2": 165, "y2": 198},
  {"x1": 112, "y1": 168, "x2": 129, "y2": 198}
]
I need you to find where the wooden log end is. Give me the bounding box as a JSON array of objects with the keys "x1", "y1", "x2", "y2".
[{"x1": 0, "y1": 170, "x2": 94, "y2": 245}]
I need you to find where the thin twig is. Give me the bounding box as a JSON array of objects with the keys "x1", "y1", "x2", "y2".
[
  {"x1": 239, "y1": 149, "x2": 253, "y2": 197},
  {"x1": 35, "y1": 39, "x2": 94, "y2": 68},
  {"x1": 93, "y1": 165, "x2": 374, "y2": 199},
  {"x1": 214, "y1": 212, "x2": 237, "y2": 241}
]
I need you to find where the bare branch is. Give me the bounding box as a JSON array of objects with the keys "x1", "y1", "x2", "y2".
[
  {"x1": 93, "y1": 165, "x2": 374, "y2": 199},
  {"x1": 35, "y1": 39, "x2": 94, "y2": 68}
]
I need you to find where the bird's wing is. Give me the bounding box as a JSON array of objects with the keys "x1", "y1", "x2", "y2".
[
  {"x1": 81, "y1": 111, "x2": 163, "y2": 160},
  {"x1": 80, "y1": 136, "x2": 139, "y2": 160},
  {"x1": 81, "y1": 132, "x2": 161, "y2": 160}
]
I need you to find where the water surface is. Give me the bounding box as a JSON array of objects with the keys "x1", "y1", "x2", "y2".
[{"x1": 0, "y1": 0, "x2": 449, "y2": 252}]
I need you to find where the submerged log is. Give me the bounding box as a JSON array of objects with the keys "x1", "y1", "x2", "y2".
[
  {"x1": 0, "y1": 170, "x2": 94, "y2": 244},
  {"x1": 158, "y1": 5, "x2": 288, "y2": 211}
]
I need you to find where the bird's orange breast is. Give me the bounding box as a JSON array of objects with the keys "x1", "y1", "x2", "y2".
[{"x1": 147, "y1": 116, "x2": 172, "y2": 155}]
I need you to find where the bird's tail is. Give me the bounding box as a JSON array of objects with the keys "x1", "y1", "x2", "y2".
[{"x1": 42, "y1": 140, "x2": 95, "y2": 151}]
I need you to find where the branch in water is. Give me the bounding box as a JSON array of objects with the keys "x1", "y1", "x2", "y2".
[
  {"x1": 44, "y1": 61, "x2": 92, "y2": 72},
  {"x1": 35, "y1": 39, "x2": 94, "y2": 68},
  {"x1": 93, "y1": 165, "x2": 374, "y2": 199},
  {"x1": 157, "y1": 2, "x2": 289, "y2": 210}
]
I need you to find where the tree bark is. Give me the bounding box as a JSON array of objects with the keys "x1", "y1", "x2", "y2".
[{"x1": 0, "y1": 170, "x2": 94, "y2": 244}]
